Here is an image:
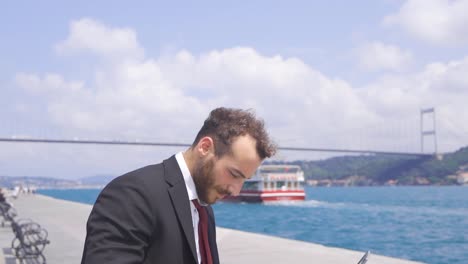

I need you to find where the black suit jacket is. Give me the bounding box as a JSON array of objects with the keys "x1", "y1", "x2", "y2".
[{"x1": 81, "y1": 156, "x2": 220, "y2": 264}]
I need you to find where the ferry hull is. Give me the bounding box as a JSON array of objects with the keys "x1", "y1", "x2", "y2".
[{"x1": 223, "y1": 191, "x2": 306, "y2": 203}]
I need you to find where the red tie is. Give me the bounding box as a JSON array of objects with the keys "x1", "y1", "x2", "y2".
[{"x1": 192, "y1": 199, "x2": 213, "y2": 264}]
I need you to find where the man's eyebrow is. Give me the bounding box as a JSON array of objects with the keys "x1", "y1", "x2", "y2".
[{"x1": 230, "y1": 168, "x2": 248, "y2": 179}]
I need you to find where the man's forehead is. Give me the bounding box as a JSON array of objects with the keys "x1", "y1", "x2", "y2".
[
  {"x1": 229, "y1": 135, "x2": 259, "y2": 160},
  {"x1": 221, "y1": 136, "x2": 261, "y2": 176}
]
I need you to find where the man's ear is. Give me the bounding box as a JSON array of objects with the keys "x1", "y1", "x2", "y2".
[{"x1": 197, "y1": 136, "x2": 215, "y2": 156}]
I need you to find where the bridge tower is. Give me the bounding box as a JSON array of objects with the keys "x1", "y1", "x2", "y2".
[{"x1": 420, "y1": 108, "x2": 438, "y2": 155}]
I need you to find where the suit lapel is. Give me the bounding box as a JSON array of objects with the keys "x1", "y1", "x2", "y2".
[{"x1": 164, "y1": 156, "x2": 198, "y2": 263}]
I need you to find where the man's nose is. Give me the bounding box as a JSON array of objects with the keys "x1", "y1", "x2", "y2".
[{"x1": 228, "y1": 181, "x2": 244, "y2": 196}]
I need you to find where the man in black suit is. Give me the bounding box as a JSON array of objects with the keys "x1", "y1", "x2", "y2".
[{"x1": 81, "y1": 107, "x2": 277, "y2": 264}]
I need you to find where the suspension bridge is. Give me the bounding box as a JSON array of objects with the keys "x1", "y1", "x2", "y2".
[
  {"x1": 0, "y1": 137, "x2": 432, "y2": 157},
  {"x1": 0, "y1": 108, "x2": 445, "y2": 159}
]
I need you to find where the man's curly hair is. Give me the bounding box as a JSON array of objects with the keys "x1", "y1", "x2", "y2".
[{"x1": 192, "y1": 107, "x2": 277, "y2": 159}]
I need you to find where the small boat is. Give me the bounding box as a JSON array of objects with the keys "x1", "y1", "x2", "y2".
[{"x1": 224, "y1": 164, "x2": 306, "y2": 202}]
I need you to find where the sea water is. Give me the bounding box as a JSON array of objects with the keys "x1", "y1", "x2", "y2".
[{"x1": 39, "y1": 186, "x2": 468, "y2": 264}]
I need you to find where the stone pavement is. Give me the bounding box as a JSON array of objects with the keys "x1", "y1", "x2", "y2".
[{"x1": 0, "y1": 194, "x2": 425, "y2": 264}]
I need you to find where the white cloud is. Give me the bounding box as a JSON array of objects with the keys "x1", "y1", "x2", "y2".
[
  {"x1": 356, "y1": 41, "x2": 413, "y2": 72},
  {"x1": 55, "y1": 18, "x2": 144, "y2": 60},
  {"x1": 15, "y1": 73, "x2": 85, "y2": 96},
  {"x1": 6, "y1": 18, "x2": 468, "y2": 178},
  {"x1": 361, "y1": 56, "x2": 468, "y2": 152},
  {"x1": 383, "y1": 0, "x2": 468, "y2": 45},
  {"x1": 15, "y1": 62, "x2": 206, "y2": 141}
]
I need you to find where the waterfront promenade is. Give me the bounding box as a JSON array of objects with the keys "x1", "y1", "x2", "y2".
[{"x1": 0, "y1": 194, "x2": 424, "y2": 264}]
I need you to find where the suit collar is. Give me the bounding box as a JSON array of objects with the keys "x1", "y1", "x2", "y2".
[
  {"x1": 163, "y1": 155, "x2": 185, "y2": 186},
  {"x1": 163, "y1": 156, "x2": 198, "y2": 262}
]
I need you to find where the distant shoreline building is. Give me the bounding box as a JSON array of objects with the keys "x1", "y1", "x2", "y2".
[{"x1": 457, "y1": 172, "x2": 468, "y2": 185}]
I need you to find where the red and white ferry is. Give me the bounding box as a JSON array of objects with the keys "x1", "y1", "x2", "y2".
[{"x1": 224, "y1": 165, "x2": 306, "y2": 202}]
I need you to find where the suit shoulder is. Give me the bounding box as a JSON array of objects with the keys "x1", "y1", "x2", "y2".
[{"x1": 113, "y1": 163, "x2": 165, "y2": 185}]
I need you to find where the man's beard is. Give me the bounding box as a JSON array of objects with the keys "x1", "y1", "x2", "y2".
[{"x1": 192, "y1": 157, "x2": 216, "y2": 204}]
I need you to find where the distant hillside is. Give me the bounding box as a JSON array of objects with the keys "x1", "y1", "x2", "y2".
[
  {"x1": 2, "y1": 146, "x2": 467, "y2": 188},
  {"x1": 397, "y1": 146, "x2": 468, "y2": 185},
  {"x1": 78, "y1": 174, "x2": 117, "y2": 185},
  {"x1": 0, "y1": 176, "x2": 78, "y2": 189},
  {"x1": 0, "y1": 174, "x2": 117, "y2": 189},
  {"x1": 268, "y1": 146, "x2": 468, "y2": 186}
]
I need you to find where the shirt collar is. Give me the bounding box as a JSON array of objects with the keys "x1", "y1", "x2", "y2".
[{"x1": 175, "y1": 151, "x2": 198, "y2": 201}]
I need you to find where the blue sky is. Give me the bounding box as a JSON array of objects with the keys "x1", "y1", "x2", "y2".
[{"x1": 1, "y1": 0, "x2": 468, "y2": 179}]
